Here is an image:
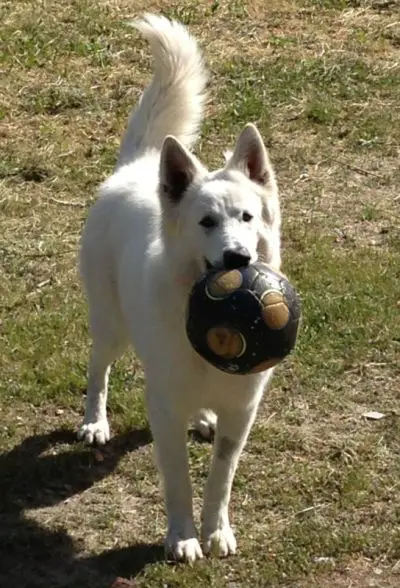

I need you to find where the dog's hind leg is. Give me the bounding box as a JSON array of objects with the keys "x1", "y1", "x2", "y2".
[
  {"x1": 78, "y1": 286, "x2": 128, "y2": 445},
  {"x1": 193, "y1": 409, "x2": 217, "y2": 441}
]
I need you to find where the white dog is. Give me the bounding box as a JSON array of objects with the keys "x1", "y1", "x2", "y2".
[{"x1": 78, "y1": 14, "x2": 281, "y2": 563}]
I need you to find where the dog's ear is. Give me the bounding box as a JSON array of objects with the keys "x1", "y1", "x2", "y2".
[
  {"x1": 228, "y1": 124, "x2": 274, "y2": 186},
  {"x1": 160, "y1": 136, "x2": 200, "y2": 204}
]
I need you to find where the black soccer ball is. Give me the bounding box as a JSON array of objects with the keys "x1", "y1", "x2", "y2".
[{"x1": 186, "y1": 263, "x2": 301, "y2": 375}]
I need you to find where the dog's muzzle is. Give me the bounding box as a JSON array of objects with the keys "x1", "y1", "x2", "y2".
[{"x1": 204, "y1": 248, "x2": 251, "y2": 272}]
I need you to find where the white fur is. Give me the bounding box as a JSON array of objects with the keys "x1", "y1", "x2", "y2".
[
  {"x1": 78, "y1": 14, "x2": 281, "y2": 563},
  {"x1": 117, "y1": 14, "x2": 207, "y2": 168}
]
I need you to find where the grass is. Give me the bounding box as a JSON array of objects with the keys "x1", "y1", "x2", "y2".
[{"x1": 1, "y1": 0, "x2": 399, "y2": 586}]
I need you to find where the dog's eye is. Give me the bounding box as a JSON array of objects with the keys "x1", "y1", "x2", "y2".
[
  {"x1": 199, "y1": 215, "x2": 218, "y2": 229},
  {"x1": 242, "y1": 211, "x2": 253, "y2": 223}
]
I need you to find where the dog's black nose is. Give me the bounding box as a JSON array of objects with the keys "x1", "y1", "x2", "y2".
[{"x1": 223, "y1": 247, "x2": 251, "y2": 269}]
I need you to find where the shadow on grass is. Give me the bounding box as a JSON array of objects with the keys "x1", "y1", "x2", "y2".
[{"x1": 0, "y1": 427, "x2": 165, "y2": 588}]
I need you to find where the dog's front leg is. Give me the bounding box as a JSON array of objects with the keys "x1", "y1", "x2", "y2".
[
  {"x1": 146, "y1": 391, "x2": 202, "y2": 563},
  {"x1": 201, "y1": 402, "x2": 260, "y2": 557}
]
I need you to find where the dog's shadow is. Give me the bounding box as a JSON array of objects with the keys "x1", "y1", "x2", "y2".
[{"x1": 0, "y1": 427, "x2": 165, "y2": 588}]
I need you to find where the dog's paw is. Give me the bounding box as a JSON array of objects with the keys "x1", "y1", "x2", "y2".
[
  {"x1": 193, "y1": 409, "x2": 217, "y2": 441},
  {"x1": 165, "y1": 531, "x2": 203, "y2": 563},
  {"x1": 202, "y1": 526, "x2": 237, "y2": 557},
  {"x1": 77, "y1": 420, "x2": 110, "y2": 445}
]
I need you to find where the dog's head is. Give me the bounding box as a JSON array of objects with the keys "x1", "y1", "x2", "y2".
[{"x1": 159, "y1": 124, "x2": 281, "y2": 284}]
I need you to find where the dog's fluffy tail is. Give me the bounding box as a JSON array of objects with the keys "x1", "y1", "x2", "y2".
[{"x1": 116, "y1": 14, "x2": 208, "y2": 168}]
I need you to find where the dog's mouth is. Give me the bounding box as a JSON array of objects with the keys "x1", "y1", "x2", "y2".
[{"x1": 204, "y1": 258, "x2": 224, "y2": 271}]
